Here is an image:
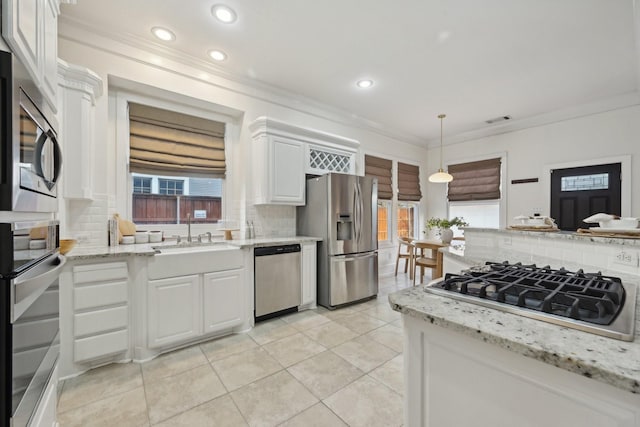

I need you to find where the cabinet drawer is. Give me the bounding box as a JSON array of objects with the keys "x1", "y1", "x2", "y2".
[
  {"x1": 74, "y1": 306, "x2": 128, "y2": 338},
  {"x1": 74, "y1": 281, "x2": 128, "y2": 310},
  {"x1": 73, "y1": 262, "x2": 128, "y2": 284},
  {"x1": 74, "y1": 329, "x2": 128, "y2": 362}
]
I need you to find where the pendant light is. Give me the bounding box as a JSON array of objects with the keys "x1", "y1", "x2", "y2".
[{"x1": 428, "y1": 114, "x2": 454, "y2": 183}]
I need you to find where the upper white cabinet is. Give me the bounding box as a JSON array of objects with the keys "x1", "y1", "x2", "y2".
[
  {"x1": 58, "y1": 60, "x2": 103, "y2": 200},
  {"x1": 2, "y1": 0, "x2": 61, "y2": 111},
  {"x1": 249, "y1": 117, "x2": 359, "y2": 205}
]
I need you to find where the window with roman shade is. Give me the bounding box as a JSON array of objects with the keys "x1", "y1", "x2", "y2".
[
  {"x1": 397, "y1": 162, "x2": 422, "y2": 201},
  {"x1": 128, "y1": 103, "x2": 226, "y2": 178},
  {"x1": 365, "y1": 155, "x2": 393, "y2": 199},
  {"x1": 447, "y1": 158, "x2": 501, "y2": 201}
]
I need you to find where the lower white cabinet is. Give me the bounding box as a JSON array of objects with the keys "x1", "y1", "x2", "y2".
[
  {"x1": 403, "y1": 315, "x2": 640, "y2": 426},
  {"x1": 300, "y1": 242, "x2": 317, "y2": 308},
  {"x1": 203, "y1": 270, "x2": 244, "y2": 334},
  {"x1": 71, "y1": 262, "x2": 129, "y2": 363},
  {"x1": 147, "y1": 275, "x2": 201, "y2": 348},
  {"x1": 146, "y1": 268, "x2": 245, "y2": 350}
]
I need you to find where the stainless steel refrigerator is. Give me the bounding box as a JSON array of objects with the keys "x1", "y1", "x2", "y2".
[{"x1": 297, "y1": 173, "x2": 378, "y2": 309}]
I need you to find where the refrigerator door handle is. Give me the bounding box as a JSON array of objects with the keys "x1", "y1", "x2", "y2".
[
  {"x1": 358, "y1": 181, "x2": 364, "y2": 244},
  {"x1": 332, "y1": 252, "x2": 377, "y2": 261},
  {"x1": 352, "y1": 182, "x2": 359, "y2": 243}
]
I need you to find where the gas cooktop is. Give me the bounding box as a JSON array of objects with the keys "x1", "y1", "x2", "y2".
[{"x1": 424, "y1": 262, "x2": 637, "y2": 341}]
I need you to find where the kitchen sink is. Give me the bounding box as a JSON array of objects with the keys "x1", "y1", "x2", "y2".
[
  {"x1": 154, "y1": 243, "x2": 236, "y2": 254},
  {"x1": 148, "y1": 244, "x2": 243, "y2": 279}
]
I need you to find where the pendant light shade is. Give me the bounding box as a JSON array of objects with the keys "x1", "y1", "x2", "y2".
[{"x1": 428, "y1": 114, "x2": 453, "y2": 183}]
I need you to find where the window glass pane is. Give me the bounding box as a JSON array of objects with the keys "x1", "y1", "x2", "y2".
[
  {"x1": 132, "y1": 173, "x2": 222, "y2": 224},
  {"x1": 397, "y1": 202, "x2": 418, "y2": 238},
  {"x1": 449, "y1": 201, "x2": 500, "y2": 233},
  {"x1": 133, "y1": 177, "x2": 151, "y2": 194},
  {"x1": 377, "y1": 201, "x2": 391, "y2": 241},
  {"x1": 158, "y1": 178, "x2": 184, "y2": 195},
  {"x1": 560, "y1": 173, "x2": 608, "y2": 192}
]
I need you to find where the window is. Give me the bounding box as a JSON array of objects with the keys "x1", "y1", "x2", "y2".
[
  {"x1": 561, "y1": 173, "x2": 608, "y2": 192},
  {"x1": 158, "y1": 178, "x2": 184, "y2": 195},
  {"x1": 365, "y1": 155, "x2": 393, "y2": 243},
  {"x1": 448, "y1": 158, "x2": 501, "y2": 201},
  {"x1": 397, "y1": 202, "x2": 419, "y2": 238},
  {"x1": 378, "y1": 200, "x2": 391, "y2": 242},
  {"x1": 128, "y1": 103, "x2": 226, "y2": 225},
  {"x1": 133, "y1": 177, "x2": 151, "y2": 194},
  {"x1": 448, "y1": 157, "x2": 503, "y2": 231},
  {"x1": 449, "y1": 201, "x2": 500, "y2": 232}
]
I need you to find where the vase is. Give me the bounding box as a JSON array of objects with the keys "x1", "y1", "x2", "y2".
[{"x1": 440, "y1": 228, "x2": 454, "y2": 244}]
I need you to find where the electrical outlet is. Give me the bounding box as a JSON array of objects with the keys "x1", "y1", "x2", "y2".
[
  {"x1": 502, "y1": 236, "x2": 512, "y2": 246},
  {"x1": 614, "y1": 251, "x2": 639, "y2": 267},
  {"x1": 76, "y1": 234, "x2": 89, "y2": 243}
]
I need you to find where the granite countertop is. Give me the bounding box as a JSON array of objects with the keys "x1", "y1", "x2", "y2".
[
  {"x1": 467, "y1": 227, "x2": 640, "y2": 247},
  {"x1": 389, "y1": 254, "x2": 640, "y2": 395},
  {"x1": 65, "y1": 236, "x2": 322, "y2": 260}
]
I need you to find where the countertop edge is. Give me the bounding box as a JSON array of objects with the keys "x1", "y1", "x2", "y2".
[{"x1": 65, "y1": 236, "x2": 323, "y2": 260}]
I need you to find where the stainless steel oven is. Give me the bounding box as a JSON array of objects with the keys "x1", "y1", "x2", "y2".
[
  {"x1": 1, "y1": 220, "x2": 65, "y2": 427},
  {"x1": 1, "y1": 50, "x2": 62, "y2": 213}
]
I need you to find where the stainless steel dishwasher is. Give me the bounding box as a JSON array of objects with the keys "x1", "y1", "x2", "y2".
[{"x1": 254, "y1": 244, "x2": 302, "y2": 321}]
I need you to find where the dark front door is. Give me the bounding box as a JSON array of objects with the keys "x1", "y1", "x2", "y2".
[{"x1": 550, "y1": 163, "x2": 621, "y2": 231}]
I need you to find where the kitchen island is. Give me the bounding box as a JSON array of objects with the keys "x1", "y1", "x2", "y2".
[{"x1": 389, "y1": 228, "x2": 640, "y2": 427}]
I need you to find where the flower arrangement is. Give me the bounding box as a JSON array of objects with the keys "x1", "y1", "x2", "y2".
[{"x1": 425, "y1": 216, "x2": 469, "y2": 233}]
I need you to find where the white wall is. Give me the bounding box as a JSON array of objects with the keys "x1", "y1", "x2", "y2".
[
  {"x1": 57, "y1": 25, "x2": 429, "y2": 253},
  {"x1": 426, "y1": 105, "x2": 640, "y2": 222}
]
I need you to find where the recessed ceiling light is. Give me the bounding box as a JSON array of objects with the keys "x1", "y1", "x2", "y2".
[
  {"x1": 212, "y1": 4, "x2": 237, "y2": 23},
  {"x1": 356, "y1": 79, "x2": 374, "y2": 89},
  {"x1": 208, "y1": 49, "x2": 227, "y2": 61},
  {"x1": 151, "y1": 26, "x2": 175, "y2": 42}
]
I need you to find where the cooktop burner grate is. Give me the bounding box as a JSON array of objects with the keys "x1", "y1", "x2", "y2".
[{"x1": 424, "y1": 261, "x2": 637, "y2": 341}]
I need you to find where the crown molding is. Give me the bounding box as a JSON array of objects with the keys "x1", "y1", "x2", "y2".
[
  {"x1": 249, "y1": 116, "x2": 359, "y2": 152},
  {"x1": 58, "y1": 58, "x2": 104, "y2": 104}
]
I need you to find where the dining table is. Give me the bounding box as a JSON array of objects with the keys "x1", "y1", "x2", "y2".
[{"x1": 408, "y1": 239, "x2": 448, "y2": 282}]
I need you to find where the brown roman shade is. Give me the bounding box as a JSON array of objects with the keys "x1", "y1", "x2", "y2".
[
  {"x1": 365, "y1": 155, "x2": 393, "y2": 199},
  {"x1": 129, "y1": 103, "x2": 226, "y2": 178},
  {"x1": 397, "y1": 162, "x2": 422, "y2": 201},
  {"x1": 447, "y1": 158, "x2": 501, "y2": 201}
]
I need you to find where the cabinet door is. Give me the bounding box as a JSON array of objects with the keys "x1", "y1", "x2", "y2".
[
  {"x1": 2, "y1": 0, "x2": 39, "y2": 79},
  {"x1": 41, "y1": 0, "x2": 58, "y2": 109},
  {"x1": 203, "y1": 269, "x2": 244, "y2": 334},
  {"x1": 301, "y1": 242, "x2": 317, "y2": 307},
  {"x1": 148, "y1": 275, "x2": 201, "y2": 348},
  {"x1": 270, "y1": 137, "x2": 305, "y2": 204}
]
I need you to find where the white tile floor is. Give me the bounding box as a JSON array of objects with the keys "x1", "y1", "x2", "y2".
[{"x1": 57, "y1": 272, "x2": 418, "y2": 427}]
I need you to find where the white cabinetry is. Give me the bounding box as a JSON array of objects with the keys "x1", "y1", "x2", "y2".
[
  {"x1": 58, "y1": 60, "x2": 103, "y2": 200},
  {"x1": 144, "y1": 248, "x2": 247, "y2": 352},
  {"x1": 403, "y1": 315, "x2": 640, "y2": 426},
  {"x1": 147, "y1": 275, "x2": 201, "y2": 348},
  {"x1": 249, "y1": 116, "x2": 359, "y2": 205},
  {"x1": 203, "y1": 270, "x2": 244, "y2": 334},
  {"x1": 1, "y1": 0, "x2": 60, "y2": 110},
  {"x1": 71, "y1": 262, "x2": 129, "y2": 363},
  {"x1": 300, "y1": 242, "x2": 317, "y2": 308}
]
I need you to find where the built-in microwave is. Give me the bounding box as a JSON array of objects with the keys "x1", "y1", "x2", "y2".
[{"x1": 0, "y1": 50, "x2": 62, "y2": 213}]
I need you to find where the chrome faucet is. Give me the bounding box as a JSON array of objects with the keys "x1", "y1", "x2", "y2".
[
  {"x1": 187, "y1": 213, "x2": 192, "y2": 243},
  {"x1": 197, "y1": 232, "x2": 213, "y2": 244}
]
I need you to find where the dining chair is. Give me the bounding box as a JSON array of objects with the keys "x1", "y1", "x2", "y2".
[
  {"x1": 413, "y1": 241, "x2": 445, "y2": 285},
  {"x1": 395, "y1": 236, "x2": 414, "y2": 278}
]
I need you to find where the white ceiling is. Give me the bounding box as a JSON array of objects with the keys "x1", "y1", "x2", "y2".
[{"x1": 59, "y1": 0, "x2": 639, "y2": 146}]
